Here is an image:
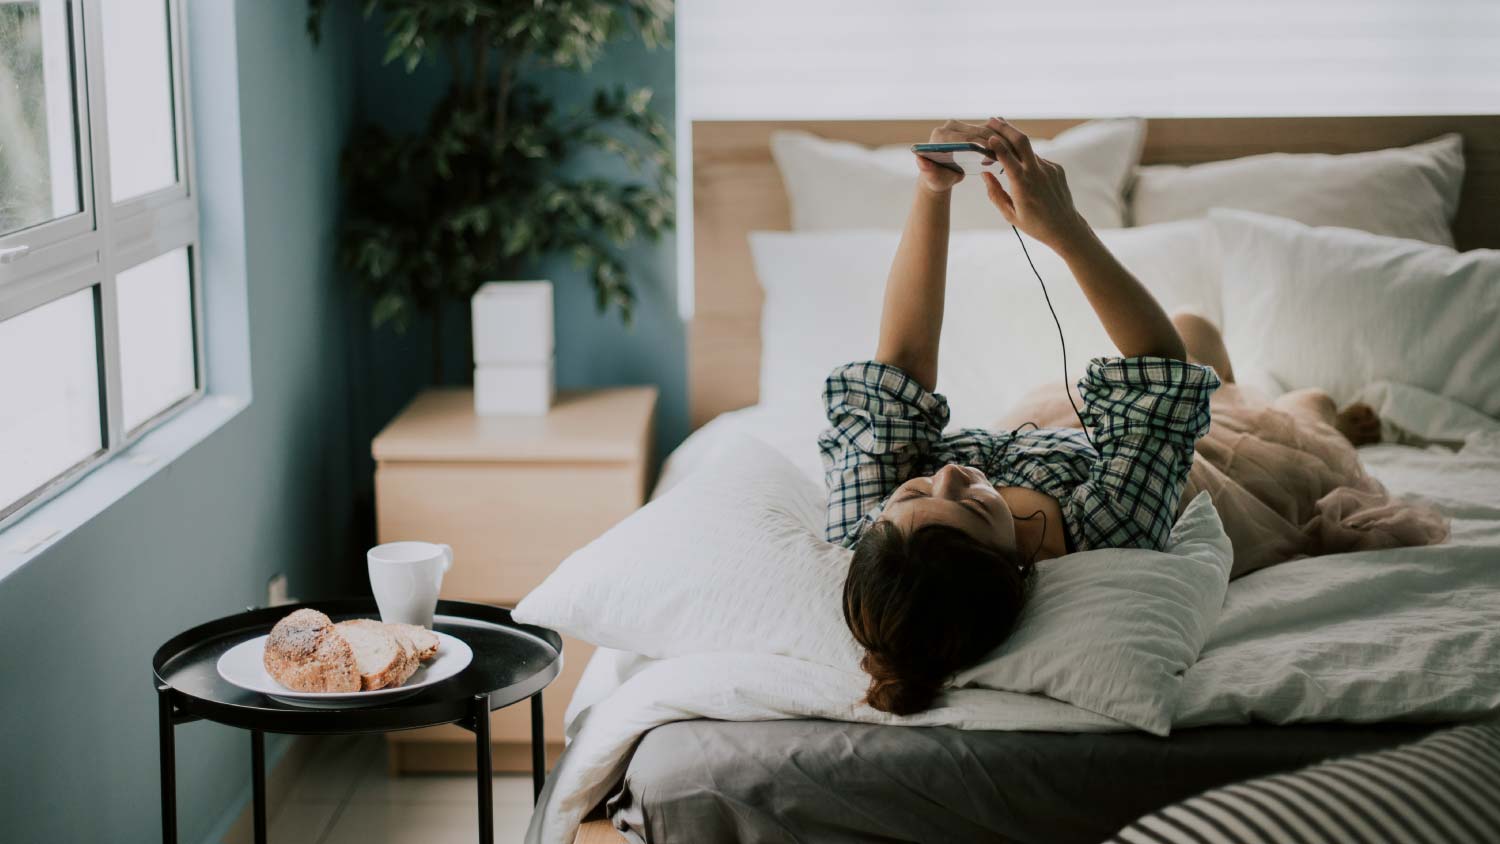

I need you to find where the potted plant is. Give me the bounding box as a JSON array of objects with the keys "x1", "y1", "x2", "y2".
[{"x1": 307, "y1": 0, "x2": 675, "y2": 378}]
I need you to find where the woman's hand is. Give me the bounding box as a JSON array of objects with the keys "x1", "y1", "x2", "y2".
[
  {"x1": 978, "y1": 117, "x2": 1091, "y2": 253},
  {"x1": 914, "y1": 120, "x2": 995, "y2": 194},
  {"x1": 915, "y1": 155, "x2": 964, "y2": 193}
]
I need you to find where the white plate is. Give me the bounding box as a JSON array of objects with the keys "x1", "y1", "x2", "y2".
[{"x1": 217, "y1": 630, "x2": 473, "y2": 709}]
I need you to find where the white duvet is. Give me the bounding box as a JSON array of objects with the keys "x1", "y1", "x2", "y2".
[{"x1": 526, "y1": 396, "x2": 1500, "y2": 844}]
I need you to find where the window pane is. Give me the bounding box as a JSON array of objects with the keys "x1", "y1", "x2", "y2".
[
  {"x1": 0, "y1": 0, "x2": 82, "y2": 237},
  {"x1": 0, "y1": 288, "x2": 102, "y2": 516},
  {"x1": 117, "y1": 248, "x2": 194, "y2": 431},
  {"x1": 101, "y1": 0, "x2": 176, "y2": 203}
]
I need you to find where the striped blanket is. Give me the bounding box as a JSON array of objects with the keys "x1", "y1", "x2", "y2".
[{"x1": 1112, "y1": 724, "x2": 1500, "y2": 844}]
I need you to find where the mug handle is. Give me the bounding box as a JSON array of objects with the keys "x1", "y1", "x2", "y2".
[{"x1": 438, "y1": 543, "x2": 453, "y2": 573}]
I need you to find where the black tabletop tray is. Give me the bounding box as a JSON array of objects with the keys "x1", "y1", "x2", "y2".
[{"x1": 152, "y1": 599, "x2": 562, "y2": 735}]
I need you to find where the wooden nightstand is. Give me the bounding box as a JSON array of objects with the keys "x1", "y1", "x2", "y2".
[{"x1": 372, "y1": 386, "x2": 657, "y2": 773}]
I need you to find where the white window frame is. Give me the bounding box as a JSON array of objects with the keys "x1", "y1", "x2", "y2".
[{"x1": 0, "y1": 0, "x2": 202, "y2": 528}]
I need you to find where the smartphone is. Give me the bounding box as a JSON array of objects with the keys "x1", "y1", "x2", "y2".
[{"x1": 910, "y1": 142, "x2": 998, "y2": 175}]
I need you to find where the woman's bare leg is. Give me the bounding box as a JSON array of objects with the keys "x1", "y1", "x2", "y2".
[
  {"x1": 1170, "y1": 310, "x2": 1236, "y2": 384},
  {"x1": 1167, "y1": 310, "x2": 1379, "y2": 444},
  {"x1": 1274, "y1": 388, "x2": 1382, "y2": 445},
  {"x1": 1273, "y1": 388, "x2": 1339, "y2": 426}
]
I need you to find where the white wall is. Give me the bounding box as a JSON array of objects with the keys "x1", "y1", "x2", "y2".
[{"x1": 681, "y1": 0, "x2": 1500, "y2": 120}]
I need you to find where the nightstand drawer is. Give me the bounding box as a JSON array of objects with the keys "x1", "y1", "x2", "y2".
[{"x1": 375, "y1": 460, "x2": 645, "y2": 601}]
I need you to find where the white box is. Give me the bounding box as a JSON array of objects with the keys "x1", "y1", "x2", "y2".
[
  {"x1": 472, "y1": 281, "x2": 553, "y2": 364},
  {"x1": 474, "y1": 359, "x2": 554, "y2": 416}
]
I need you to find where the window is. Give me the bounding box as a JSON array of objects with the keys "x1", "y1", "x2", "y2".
[{"x1": 0, "y1": 0, "x2": 199, "y2": 524}]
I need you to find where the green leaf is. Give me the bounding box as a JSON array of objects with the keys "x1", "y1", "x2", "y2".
[
  {"x1": 372, "y1": 292, "x2": 407, "y2": 328},
  {"x1": 381, "y1": 38, "x2": 406, "y2": 66},
  {"x1": 571, "y1": 243, "x2": 594, "y2": 268},
  {"x1": 502, "y1": 218, "x2": 533, "y2": 257}
]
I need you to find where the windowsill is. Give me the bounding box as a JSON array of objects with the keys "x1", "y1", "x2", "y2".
[{"x1": 0, "y1": 390, "x2": 249, "y2": 583}]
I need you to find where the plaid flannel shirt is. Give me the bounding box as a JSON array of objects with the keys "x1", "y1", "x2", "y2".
[{"x1": 818, "y1": 357, "x2": 1219, "y2": 551}]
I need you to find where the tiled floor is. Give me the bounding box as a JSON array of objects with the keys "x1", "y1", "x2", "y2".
[{"x1": 260, "y1": 735, "x2": 536, "y2": 843}]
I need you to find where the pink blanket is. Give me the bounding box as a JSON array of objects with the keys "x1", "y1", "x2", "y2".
[{"x1": 1003, "y1": 384, "x2": 1449, "y2": 577}]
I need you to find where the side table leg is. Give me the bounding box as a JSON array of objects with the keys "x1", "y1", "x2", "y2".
[
  {"x1": 157, "y1": 684, "x2": 177, "y2": 844},
  {"x1": 473, "y1": 694, "x2": 493, "y2": 844},
  {"x1": 530, "y1": 691, "x2": 545, "y2": 803},
  {"x1": 251, "y1": 730, "x2": 267, "y2": 844}
]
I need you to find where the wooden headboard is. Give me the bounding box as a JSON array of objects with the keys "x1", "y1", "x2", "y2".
[{"x1": 688, "y1": 115, "x2": 1500, "y2": 428}]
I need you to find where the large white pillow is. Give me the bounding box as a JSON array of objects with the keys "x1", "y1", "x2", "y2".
[
  {"x1": 515, "y1": 433, "x2": 862, "y2": 669},
  {"x1": 751, "y1": 220, "x2": 1219, "y2": 427},
  {"x1": 771, "y1": 118, "x2": 1144, "y2": 232},
  {"x1": 953, "y1": 491, "x2": 1231, "y2": 735},
  {"x1": 1213, "y1": 209, "x2": 1500, "y2": 419},
  {"x1": 515, "y1": 435, "x2": 1234, "y2": 735},
  {"x1": 1130, "y1": 134, "x2": 1464, "y2": 247}
]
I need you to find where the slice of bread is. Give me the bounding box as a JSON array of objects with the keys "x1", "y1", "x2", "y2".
[
  {"x1": 351, "y1": 618, "x2": 422, "y2": 685},
  {"x1": 264, "y1": 609, "x2": 360, "y2": 693},
  {"x1": 334, "y1": 619, "x2": 404, "y2": 690},
  {"x1": 390, "y1": 623, "x2": 440, "y2": 661},
  {"x1": 379, "y1": 622, "x2": 421, "y2": 686}
]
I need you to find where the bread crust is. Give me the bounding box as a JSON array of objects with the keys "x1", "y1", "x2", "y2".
[
  {"x1": 383, "y1": 625, "x2": 421, "y2": 686},
  {"x1": 263, "y1": 609, "x2": 361, "y2": 693},
  {"x1": 391, "y1": 623, "x2": 440, "y2": 661}
]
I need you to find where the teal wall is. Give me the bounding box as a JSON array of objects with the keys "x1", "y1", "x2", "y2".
[
  {"x1": 0, "y1": 2, "x2": 358, "y2": 842},
  {"x1": 343, "y1": 20, "x2": 685, "y2": 520},
  {"x1": 528, "y1": 36, "x2": 685, "y2": 457}
]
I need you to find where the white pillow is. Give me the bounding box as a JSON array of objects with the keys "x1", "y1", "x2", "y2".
[
  {"x1": 1213, "y1": 209, "x2": 1500, "y2": 419},
  {"x1": 515, "y1": 434, "x2": 1234, "y2": 735},
  {"x1": 952, "y1": 491, "x2": 1232, "y2": 736},
  {"x1": 515, "y1": 433, "x2": 863, "y2": 669},
  {"x1": 771, "y1": 119, "x2": 1144, "y2": 232},
  {"x1": 751, "y1": 220, "x2": 1219, "y2": 427},
  {"x1": 1130, "y1": 134, "x2": 1465, "y2": 247}
]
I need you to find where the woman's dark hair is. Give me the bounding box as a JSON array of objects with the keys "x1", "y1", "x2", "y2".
[{"x1": 843, "y1": 520, "x2": 1033, "y2": 715}]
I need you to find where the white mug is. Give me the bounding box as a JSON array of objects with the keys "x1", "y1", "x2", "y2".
[{"x1": 367, "y1": 541, "x2": 452, "y2": 628}]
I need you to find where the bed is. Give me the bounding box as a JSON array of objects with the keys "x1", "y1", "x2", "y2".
[
  {"x1": 606, "y1": 720, "x2": 1436, "y2": 843},
  {"x1": 559, "y1": 115, "x2": 1500, "y2": 844}
]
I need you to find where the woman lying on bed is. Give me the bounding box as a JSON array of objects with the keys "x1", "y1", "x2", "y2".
[{"x1": 824, "y1": 117, "x2": 1448, "y2": 716}]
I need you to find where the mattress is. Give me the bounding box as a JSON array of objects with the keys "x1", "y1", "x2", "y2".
[{"x1": 606, "y1": 719, "x2": 1439, "y2": 844}]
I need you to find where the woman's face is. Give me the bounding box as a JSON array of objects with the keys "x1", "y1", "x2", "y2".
[{"x1": 877, "y1": 464, "x2": 1018, "y2": 552}]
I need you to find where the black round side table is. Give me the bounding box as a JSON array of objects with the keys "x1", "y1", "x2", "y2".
[{"x1": 152, "y1": 599, "x2": 562, "y2": 844}]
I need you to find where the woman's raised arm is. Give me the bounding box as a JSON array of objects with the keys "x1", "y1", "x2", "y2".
[
  {"x1": 980, "y1": 118, "x2": 1186, "y2": 362},
  {"x1": 875, "y1": 121, "x2": 1000, "y2": 391}
]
